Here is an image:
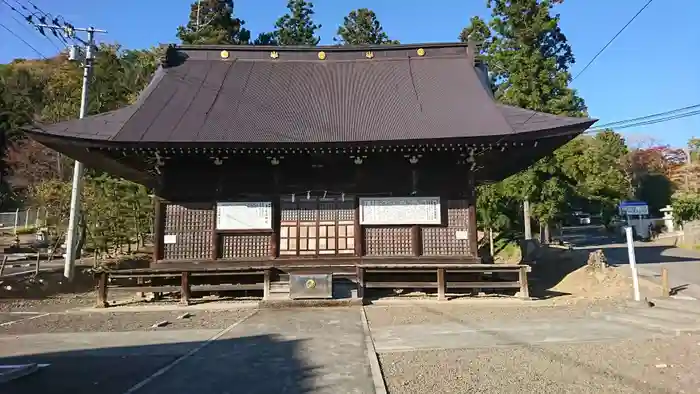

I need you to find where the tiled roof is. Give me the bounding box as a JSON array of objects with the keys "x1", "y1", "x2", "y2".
[{"x1": 30, "y1": 43, "x2": 596, "y2": 145}]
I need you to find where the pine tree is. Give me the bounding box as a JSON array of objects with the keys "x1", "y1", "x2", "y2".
[
  {"x1": 460, "y1": 0, "x2": 585, "y2": 116},
  {"x1": 335, "y1": 8, "x2": 399, "y2": 45},
  {"x1": 273, "y1": 0, "x2": 321, "y2": 46},
  {"x1": 461, "y1": 0, "x2": 588, "y2": 233},
  {"x1": 177, "y1": 0, "x2": 251, "y2": 45}
]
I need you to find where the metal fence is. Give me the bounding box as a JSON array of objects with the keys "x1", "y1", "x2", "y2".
[{"x1": 0, "y1": 208, "x2": 48, "y2": 233}]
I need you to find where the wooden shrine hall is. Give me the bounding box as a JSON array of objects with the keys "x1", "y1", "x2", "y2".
[{"x1": 26, "y1": 42, "x2": 596, "y2": 305}]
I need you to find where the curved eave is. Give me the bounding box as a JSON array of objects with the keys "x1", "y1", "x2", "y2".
[
  {"x1": 27, "y1": 131, "x2": 160, "y2": 189},
  {"x1": 23, "y1": 119, "x2": 595, "y2": 151}
]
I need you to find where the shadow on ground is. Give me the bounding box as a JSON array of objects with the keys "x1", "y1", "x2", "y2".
[
  {"x1": 0, "y1": 268, "x2": 95, "y2": 301},
  {"x1": 1, "y1": 334, "x2": 317, "y2": 394},
  {"x1": 527, "y1": 246, "x2": 580, "y2": 299}
]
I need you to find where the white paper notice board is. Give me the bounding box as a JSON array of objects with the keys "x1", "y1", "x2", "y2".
[
  {"x1": 359, "y1": 197, "x2": 441, "y2": 225},
  {"x1": 216, "y1": 201, "x2": 272, "y2": 230}
]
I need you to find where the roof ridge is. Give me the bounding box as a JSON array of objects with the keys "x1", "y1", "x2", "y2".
[{"x1": 173, "y1": 42, "x2": 471, "y2": 52}]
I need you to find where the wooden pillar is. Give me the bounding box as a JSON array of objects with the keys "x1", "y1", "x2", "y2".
[
  {"x1": 271, "y1": 166, "x2": 281, "y2": 258},
  {"x1": 467, "y1": 171, "x2": 479, "y2": 258},
  {"x1": 354, "y1": 197, "x2": 364, "y2": 257},
  {"x1": 263, "y1": 269, "x2": 271, "y2": 300},
  {"x1": 180, "y1": 272, "x2": 191, "y2": 305},
  {"x1": 518, "y1": 266, "x2": 530, "y2": 299},
  {"x1": 211, "y1": 167, "x2": 223, "y2": 260},
  {"x1": 356, "y1": 266, "x2": 365, "y2": 299},
  {"x1": 211, "y1": 212, "x2": 220, "y2": 260},
  {"x1": 153, "y1": 198, "x2": 166, "y2": 262},
  {"x1": 437, "y1": 268, "x2": 446, "y2": 301},
  {"x1": 96, "y1": 271, "x2": 109, "y2": 308},
  {"x1": 411, "y1": 226, "x2": 422, "y2": 256}
]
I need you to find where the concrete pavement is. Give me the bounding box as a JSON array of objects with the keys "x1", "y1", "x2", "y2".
[{"x1": 1, "y1": 307, "x2": 376, "y2": 394}]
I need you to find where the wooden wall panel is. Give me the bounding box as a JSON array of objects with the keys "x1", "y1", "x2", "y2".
[
  {"x1": 364, "y1": 227, "x2": 413, "y2": 256},
  {"x1": 221, "y1": 234, "x2": 272, "y2": 258},
  {"x1": 421, "y1": 199, "x2": 473, "y2": 256},
  {"x1": 162, "y1": 202, "x2": 213, "y2": 260}
]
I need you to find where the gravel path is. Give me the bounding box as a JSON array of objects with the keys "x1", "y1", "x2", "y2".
[
  {"x1": 381, "y1": 334, "x2": 700, "y2": 394},
  {"x1": 0, "y1": 309, "x2": 252, "y2": 335},
  {"x1": 365, "y1": 299, "x2": 625, "y2": 328}
]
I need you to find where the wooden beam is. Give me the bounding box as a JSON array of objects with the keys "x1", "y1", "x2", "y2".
[
  {"x1": 411, "y1": 225, "x2": 422, "y2": 256},
  {"x1": 354, "y1": 196, "x2": 364, "y2": 256},
  {"x1": 96, "y1": 272, "x2": 109, "y2": 308},
  {"x1": 263, "y1": 269, "x2": 271, "y2": 300},
  {"x1": 180, "y1": 272, "x2": 191, "y2": 305},
  {"x1": 211, "y1": 206, "x2": 220, "y2": 260},
  {"x1": 467, "y1": 171, "x2": 479, "y2": 258},
  {"x1": 356, "y1": 266, "x2": 365, "y2": 299},
  {"x1": 437, "y1": 268, "x2": 446, "y2": 300},
  {"x1": 272, "y1": 170, "x2": 281, "y2": 258},
  {"x1": 153, "y1": 198, "x2": 166, "y2": 261},
  {"x1": 518, "y1": 265, "x2": 530, "y2": 299}
]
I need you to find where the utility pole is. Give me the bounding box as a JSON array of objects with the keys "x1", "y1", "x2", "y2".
[
  {"x1": 37, "y1": 24, "x2": 107, "y2": 281},
  {"x1": 523, "y1": 199, "x2": 532, "y2": 240},
  {"x1": 196, "y1": 0, "x2": 201, "y2": 30}
]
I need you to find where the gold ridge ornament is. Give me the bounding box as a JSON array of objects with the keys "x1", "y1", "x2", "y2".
[
  {"x1": 270, "y1": 51, "x2": 279, "y2": 59},
  {"x1": 220, "y1": 50, "x2": 230, "y2": 59},
  {"x1": 416, "y1": 48, "x2": 425, "y2": 57},
  {"x1": 317, "y1": 51, "x2": 326, "y2": 60},
  {"x1": 365, "y1": 51, "x2": 374, "y2": 59}
]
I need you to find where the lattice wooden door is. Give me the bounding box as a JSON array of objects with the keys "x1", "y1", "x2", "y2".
[{"x1": 279, "y1": 197, "x2": 355, "y2": 256}]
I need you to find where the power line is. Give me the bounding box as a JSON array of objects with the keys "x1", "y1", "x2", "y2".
[
  {"x1": 572, "y1": 0, "x2": 654, "y2": 81},
  {"x1": 594, "y1": 103, "x2": 700, "y2": 128},
  {"x1": 6, "y1": 0, "x2": 76, "y2": 47},
  {"x1": 1, "y1": 0, "x2": 62, "y2": 52},
  {"x1": 589, "y1": 108, "x2": 700, "y2": 132},
  {"x1": 0, "y1": 21, "x2": 46, "y2": 58}
]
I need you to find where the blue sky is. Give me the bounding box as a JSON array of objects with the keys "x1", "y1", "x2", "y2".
[{"x1": 2, "y1": 0, "x2": 699, "y2": 147}]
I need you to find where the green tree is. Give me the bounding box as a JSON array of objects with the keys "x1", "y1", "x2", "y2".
[
  {"x1": 477, "y1": 183, "x2": 512, "y2": 256},
  {"x1": 253, "y1": 32, "x2": 278, "y2": 45},
  {"x1": 274, "y1": 0, "x2": 321, "y2": 46},
  {"x1": 458, "y1": 16, "x2": 491, "y2": 48},
  {"x1": 462, "y1": 0, "x2": 588, "y2": 238},
  {"x1": 555, "y1": 130, "x2": 631, "y2": 223},
  {"x1": 177, "y1": 0, "x2": 251, "y2": 45},
  {"x1": 335, "y1": 8, "x2": 399, "y2": 45}
]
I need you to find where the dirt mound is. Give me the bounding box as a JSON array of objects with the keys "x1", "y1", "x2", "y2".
[{"x1": 551, "y1": 255, "x2": 660, "y2": 299}]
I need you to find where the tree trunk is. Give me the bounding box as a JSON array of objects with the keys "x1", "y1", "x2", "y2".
[{"x1": 488, "y1": 227, "x2": 494, "y2": 257}]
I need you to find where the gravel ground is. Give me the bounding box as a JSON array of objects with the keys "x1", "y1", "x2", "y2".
[
  {"x1": 0, "y1": 313, "x2": 28, "y2": 324},
  {"x1": 0, "y1": 309, "x2": 252, "y2": 335},
  {"x1": 380, "y1": 334, "x2": 700, "y2": 394},
  {"x1": 365, "y1": 299, "x2": 625, "y2": 328},
  {"x1": 0, "y1": 292, "x2": 96, "y2": 313}
]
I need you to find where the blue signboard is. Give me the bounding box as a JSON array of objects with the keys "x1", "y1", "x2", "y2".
[{"x1": 619, "y1": 201, "x2": 648, "y2": 215}]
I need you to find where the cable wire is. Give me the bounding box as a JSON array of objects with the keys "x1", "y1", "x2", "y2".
[
  {"x1": 516, "y1": 0, "x2": 655, "y2": 129},
  {"x1": 0, "y1": 21, "x2": 46, "y2": 58},
  {"x1": 572, "y1": 0, "x2": 654, "y2": 81},
  {"x1": 593, "y1": 103, "x2": 700, "y2": 129},
  {"x1": 1, "y1": 0, "x2": 63, "y2": 52},
  {"x1": 589, "y1": 108, "x2": 700, "y2": 132},
  {"x1": 7, "y1": 0, "x2": 74, "y2": 46}
]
